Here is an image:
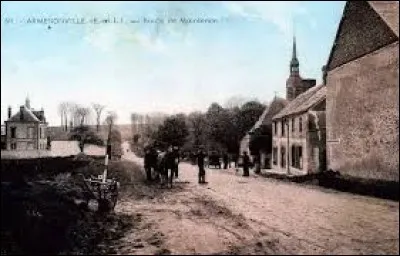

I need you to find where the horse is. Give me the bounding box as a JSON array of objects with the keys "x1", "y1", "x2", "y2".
[{"x1": 155, "y1": 151, "x2": 174, "y2": 188}]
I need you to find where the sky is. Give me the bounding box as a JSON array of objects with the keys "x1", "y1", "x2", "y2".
[{"x1": 1, "y1": 1, "x2": 346, "y2": 125}]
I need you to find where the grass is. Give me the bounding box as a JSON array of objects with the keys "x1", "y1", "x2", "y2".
[{"x1": 0, "y1": 156, "x2": 144, "y2": 255}]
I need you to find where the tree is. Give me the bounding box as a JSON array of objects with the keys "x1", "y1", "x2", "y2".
[
  {"x1": 105, "y1": 111, "x2": 118, "y2": 126},
  {"x1": 204, "y1": 102, "x2": 238, "y2": 153},
  {"x1": 104, "y1": 111, "x2": 118, "y2": 158},
  {"x1": 236, "y1": 101, "x2": 266, "y2": 139},
  {"x1": 155, "y1": 114, "x2": 189, "y2": 149},
  {"x1": 68, "y1": 125, "x2": 104, "y2": 153},
  {"x1": 76, "y1": 107, "x2": 91, "y2": 126},
  {"x1": 223, "y1": 96, "x2": 247, "y2": 109},
  {"x1": 68, "y1": 103, "x2": 78, "y2": 128},
  {"x1": 249, "y1": 125, "x2": 272, "y2": 155},
  {"x1": 58, "y1": 102, "x2": 68, "y2": 131},
  {"x1": 92, "y1": 103, "x2": 106, "y2": 132},
  {"x1": 110, "y1": 128, "x2": 122, "y2": 159},
  {"x1": 187, "y1": 111, "x2": 208, "y2": 150}
]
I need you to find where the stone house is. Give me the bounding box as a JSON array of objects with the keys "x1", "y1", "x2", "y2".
[
  {"x1": 272, "y1": 84, "x2": 326, "y2": 175},
  {"x1": 1, "y1": 125, "x2": 6, "y2": 150},
  {"x1": 325, "y1": 1, "x2": 399, "y2": 182},
  {"x1": 5, "y1": 98, "x2": 48, "y2": 151}
]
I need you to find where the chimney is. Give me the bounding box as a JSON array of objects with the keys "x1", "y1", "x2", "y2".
[
  {"x1": 8, "y1": 106, "x2": 11, "y2": 119},
  {"x1": 20, "y1": 105, "x2": 24, "y2": 121},
  {"x1": 322, "y1": 65, "x2": 327, "y2": 85}
]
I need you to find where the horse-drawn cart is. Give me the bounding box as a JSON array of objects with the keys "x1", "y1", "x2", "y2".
[{"x1": 78, "y1": 173, "x2": 120, "y2": 213}]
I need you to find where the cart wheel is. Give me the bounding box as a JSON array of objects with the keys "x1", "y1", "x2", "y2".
[
  {"x1": 97, "y1": 199, "x2": 111, "y2": 213},
  {"x1": 109, "y1": 189, "x2": 119, "y2": 210}
]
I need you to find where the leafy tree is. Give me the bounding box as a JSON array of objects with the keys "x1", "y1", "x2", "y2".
[
  {"x1": 155, "y1": 114, "x2": 189, "y2": 149},
  {"x1": 249, "y1": 125, "x2": 272, "y2": 155},
  {"x1": 68, "y1": 125, "x2": 104, "y2": 153},
  {"x1": 186, "y1": 111, "x2": 208, "y2": 150},
  {"x1": 236, "y1": 101, "x2": 266, "y2": 139},
  {"x1": 110, "y1": 128, "x2": 122, "y2": 158}
]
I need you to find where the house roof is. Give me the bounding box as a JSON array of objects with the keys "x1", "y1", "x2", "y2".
[
  {"x1": 326, "y1": 1, "x2": 399, "y2": 71},
  {"x1": 7, "y1": 106, "x2": 41, "y2": 122},
  {"x1": 273, "y1": 84, "x2": 326, "y2": 120},
  {"x1": 369, "y1": 1, "x2": 399, "y2": 37},
  {"x1": 250, "y1": 96, "x2": 288, "y2": 132}
]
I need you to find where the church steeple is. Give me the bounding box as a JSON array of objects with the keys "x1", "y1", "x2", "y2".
[{"x1": 290, "y1": 35, "x2": 299, "y2": 75}]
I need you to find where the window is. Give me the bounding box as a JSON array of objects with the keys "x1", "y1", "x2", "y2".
[
  {"x1": 291, "y1": 145, "x2": 303, "y2": 169},
  {"x1": 11, "y1": 127, "x2": 16, "y2": 138},
  {"x1": 28, "y1": 127, "x2": 34, "y2": 139},
  {"x1": 27, "y1": 142, "x2": 34, "y2": 150},
  {"x1": 272, "y1": 147, "x2": 278, "y2": 165},
  {"x1": 11, "y1": 143, "x2": 17, "y2": 150},
  {"x1": 292, "y1": 118, "x2": 295, "y2": 132},
  {"x1": 281, "y1": 121, "x2": 285, "y2": 137},
  {"x1": 274, "y1": 122, "x2": 277, "y2": 135},
  {"x1": 299, "y1": 117, "x2": 303, "y2": 133},
  {"x1": 280, "y1": 147, "x2": 286, "y2": 168}
]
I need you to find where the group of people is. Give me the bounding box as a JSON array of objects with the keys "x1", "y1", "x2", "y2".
[
  {"x1": 144, "y1": 145, "x2": 179, "y2": 187},
  {"x1": 144, "y1": 145, "x2": 255, "y2": 187}
]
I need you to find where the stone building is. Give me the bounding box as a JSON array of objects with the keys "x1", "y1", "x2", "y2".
[
  {"x1": 5, "y1": 97, "x2": 48, "y2": 150},
  {"x1": 272, "y1": 85, "x2": 326, "y2": 175},
  {"x1": 325, "y1": 1, "x2": 399, "y2": 182},
  {"x1": 1, "y1": 125, "x2": 6, "y2": 150}
]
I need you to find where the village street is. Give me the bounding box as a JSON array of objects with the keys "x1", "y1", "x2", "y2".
[{"x1": 109, "y1": 142, "x2": 400, "y2": 255}]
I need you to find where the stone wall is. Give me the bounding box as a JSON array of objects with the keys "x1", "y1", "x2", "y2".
[{"x1": 326, "y1": 41, "x2": 399, "y2": 182}]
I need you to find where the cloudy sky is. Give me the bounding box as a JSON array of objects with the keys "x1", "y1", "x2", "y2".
[{"x1": 1, "y1": 1, "x2": 345, "y2": 125}]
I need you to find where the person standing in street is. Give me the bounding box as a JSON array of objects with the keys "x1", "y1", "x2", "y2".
[
  {"x1": 165, "y1": 146, "x2": 175, "y2": 187},
  {"x1": 223, "y1": 152, "x2": 229, "y2": 169},
  {"x1": 197, "y1": 149, "x2": 206, "y2": 183},
  {"x1": 172, "y1": 146, "x2": 180, "y2": 179},
  {"x1": 144, "y1": 147, "x2": 152, "y2": 181},
  {"x1": 242, "y1": 151, "x2": 250, "y2": 177},
  {"x1": 254, "y1": 153, "x2": 261, "y2": 174}
]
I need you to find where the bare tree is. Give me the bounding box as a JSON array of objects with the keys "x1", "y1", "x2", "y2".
[
  {"x1": 68, "y1": 102, "x2": 78, "y2": 128},
  {"x1": 105, "y1": 111, "x2": 118, "y2": 127},
  {"x1": 58, "y1": 102, "x2": 68, "y2": 131},
  {"x1": 58, "y1": 103, "x2": 65, "y2": 129},
  {"x1": 76, "y1": 106, "x2": 91, "y2": 126},
  {"x1": 92, "y1": 103, "x2": 106, "y2": 132}
]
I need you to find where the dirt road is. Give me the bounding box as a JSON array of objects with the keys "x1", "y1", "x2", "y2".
[{"x1": 113, "y1": 143, "x2": 399, "y2": 255}]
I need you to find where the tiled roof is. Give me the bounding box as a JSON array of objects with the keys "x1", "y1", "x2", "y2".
[
  {"x1": 369, "y1": 1, "x2": 399, "y2": 37},
  {"x1": 273, "y1": 85, "x2": 326, "y2": 120},
  {"x1": 7, "y1": 106, "x2": 40, "y2": 122},
  {"x1": 250, "y1": 97, "x2": 288, "y2": 132}
]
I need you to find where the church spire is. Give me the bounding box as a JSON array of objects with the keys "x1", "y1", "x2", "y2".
[
  {"x1": 292, "y1": 35, "x2": 297, "y2": 60},
  {"x1": 290, "y1": 35, "x2": 299, "y2": 75}
]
